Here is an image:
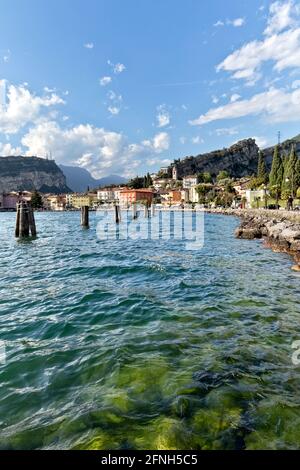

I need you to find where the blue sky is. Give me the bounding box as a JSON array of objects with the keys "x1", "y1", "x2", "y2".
[{"x1": 1, "y1": 0, "x2": 300, "y2": 178}]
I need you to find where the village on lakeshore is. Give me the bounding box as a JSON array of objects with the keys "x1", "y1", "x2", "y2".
[{"x1": 0, "y1": 144, "x2": 300, "y2": 212}]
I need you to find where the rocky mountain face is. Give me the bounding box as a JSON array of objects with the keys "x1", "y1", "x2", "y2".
[
  {"x1": 171, "y1": 139, "x2": 260, "y2": 179},
  {"x1": 0, "y1": 156, "x2": 71, "y2": 194}
]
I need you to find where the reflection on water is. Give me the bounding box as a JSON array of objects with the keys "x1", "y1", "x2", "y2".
[{"x1": 0, "y1": 212, "x2": 299, "y2": 450}]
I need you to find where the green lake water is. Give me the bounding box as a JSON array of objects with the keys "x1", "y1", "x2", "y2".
[{"x1": 0, "y1": 211, "x2": 300, "y2": 450}]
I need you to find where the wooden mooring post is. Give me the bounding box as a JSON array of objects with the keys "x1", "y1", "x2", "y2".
[
  {"x1": 81, "y1": 206, "x2": 89, "y2": 228},
  {"x1": 115, "y1": 204, "x2": 121, "y2": 224},
  {"x1": 15, "y1": 201, "x2": 37, "y2": 238}
]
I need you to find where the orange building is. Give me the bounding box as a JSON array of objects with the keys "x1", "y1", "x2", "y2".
[{"x1": 119, "y1": 189, "x2": 154, "y2": 207}]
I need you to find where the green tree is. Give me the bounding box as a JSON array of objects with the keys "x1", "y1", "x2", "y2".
[
  {"x1": 216, "y1": 170, "x2": 229, "y2": 182},
  {"x1": 202, "y1": 172, "x2": 212, "y2": 183},
  {"x1": 281, "y1": 153, "x2": 290, "y2": 199},
  {"x1": 31, "y1": 190, "x2": 43, "y2": 209},
  {"x1": 295, "y1": 157, "x2": 300, "y2": 192},
  {"x1": 269, "y1": 146, "x2": 283, "y2": 188},
  {"x1": 257, "y1": 151, "x2": 268, "y2": 184},
  {"x1": 128, "y1": 176, "x2": 145, "y2": 189},
  {"x1": 282, "y1": 146, "x2": 298, "y2": 198}
]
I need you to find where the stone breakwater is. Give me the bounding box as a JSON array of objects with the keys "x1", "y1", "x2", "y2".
[{"x1": 206, "y1": 209, "x2": 300, "y2": 272}]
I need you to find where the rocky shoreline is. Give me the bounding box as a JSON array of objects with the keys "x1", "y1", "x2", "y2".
[{"x1": 206, "y1": 208, "x2": 300, "y2": 272}]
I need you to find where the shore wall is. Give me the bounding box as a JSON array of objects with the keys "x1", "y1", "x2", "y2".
[{"x1": 206, "y1": 208, "x2": 300, "y2": 271}]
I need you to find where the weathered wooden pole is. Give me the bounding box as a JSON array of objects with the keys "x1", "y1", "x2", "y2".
[
  {"x1": 15, "y1": 202, "x2": 20, "y2": 238},
  {"x1": 28, "y1": 204, "x2": 37, "y2": 237},
  {"x1": 81, "y1": 206, "x2": 89, "y2": 228},
  {"x1": 115, "y1": 204, "x2": 120, "y2": 224},
  {"x1": 19, "y1": 201, "x2": 30, "y2": 237}
]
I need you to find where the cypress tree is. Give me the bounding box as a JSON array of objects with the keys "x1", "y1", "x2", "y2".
[
  {"x1": 286, "y1": 146, "x2": 298, "y2": 197},
  {"x1": 281, "y1": 153, "x2": 290, "y2": 199},
  {"x1": 269, "y1": 146, "x2": 280, "y2": 187},
  {"x1": 295, "y1": 157, "x2": 300, "y2": 193},
  {"x1": 257, "y1": 150, "x2": 267, "y2": 183},
  {"x1": 269, "y1": 146, "x2": 283, "y2": 203}
]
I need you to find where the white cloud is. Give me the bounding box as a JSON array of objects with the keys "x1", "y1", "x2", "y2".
[
  {"x1": 84, "y1": 43, "x2": 94, "y2": 49},
  {"x1": 215, "y1": 127, "x2": 239, "y2": 136},
  {"x1": 230, "y1": 93, "x2": 241, "y2": 102},
  {"x1": 0, "y1": 80, "x2": 65, "y2": 134},
  {"x1": 0, "y1": 142, "x2": 22, "y2": 155},
  {"x1": 106, "y1": 90, "x2": 122, "y2": 115},
  {"x1": 230, "y1": 18, "x2": 245, "y2": 27},
  {"x1": 264, "y1": 0, "x2": 296, "y2": 36},
  {"x1": 214, "y1": 18, "x2": 245, "y2": 28},
  {"x1": 217, "y1": 2, "x2": 300, "y2": 84},
  {"x1": 99, "y1": 76, "x2": 112, "y2": 86},
  {"x1": 108, "y1": 106, "x2": 120, "y2": 115},
  {"x1": 292, "y1": 79, "x2": 300, "y2": 89},
  {"x1": 253, "y1": 136, "x2": 269, "y2": 148},
  {"x1": 212, "y1": 95, "x2": 219, "y2": 104},
  {"x1": 179, "y1": 136, "x2": 186, "y2": 144},
  {"x1": 21, "y1": 121, "x2": 170, "y2": 178},
  {"x1": 189, "y1": 87, "x2": 300, "y2": 125},
  {"x1": 156, "y1": 104, "x2": 171, "y2": 128},
  {"x1": 192, "y1": 136, "x2": 204, "y2": 144},
  {"x1": 151, "y1": 132, "x2": 170, "y2": 151},
  {"x1": 3, "y1": 50, "x2": 11, "y2": 63},
  {"x1": 108, "y1": 60, "x2": 126, "y2": 74}
]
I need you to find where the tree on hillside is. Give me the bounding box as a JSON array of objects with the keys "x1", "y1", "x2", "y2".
[
  {"x1": 282, "y1": 146, "x2": 298, "y2": 198},
  {"x1": 295, "y1": 157, "x2": 300, "y2": 193},
  {"x1": 31, "y1": 190, "x2": 43, "y2": 209},
  {"x1": 257, "y1": 151, "x2": 268, "y2": 184},
  {"x1": 216, "y1": 170, "x2": 230, "y2": 182},
  {"x1": 202, "y1": 172, "x2": 212, "y2": 183},
  {"x1": 128, "y1": 176, "x2": 144, "y2": 189},
  {"x1": 269, "y1": 146, "x2": 283, "y2": 202}
]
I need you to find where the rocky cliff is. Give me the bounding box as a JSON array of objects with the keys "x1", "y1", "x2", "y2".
[
  {"x1": 171, "y1": 138, "x2": 260, "y2": 179},
  {"x1": 0, "y1": 156, "x2": 71, "y2": 194}
]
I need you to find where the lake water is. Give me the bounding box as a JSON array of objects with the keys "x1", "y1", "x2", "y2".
[{"x1": 0, "y1": 211, "x2": 300, "y2": 450}]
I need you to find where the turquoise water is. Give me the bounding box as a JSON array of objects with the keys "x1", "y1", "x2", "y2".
[{"x1": 0, "y1": 211, "x2": 300, "y2": 450}]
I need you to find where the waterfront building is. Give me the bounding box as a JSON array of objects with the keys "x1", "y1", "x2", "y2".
[
  {"x1": 66, "y1": 193, "x2": 95, "y2": 209},
  {"x1": 152, "y1": 178, "x2": 173, "y2": 190},
  {"x1": 0, "y1": 191, "x2": 32, "y2": 210},
  {"x1": 189, "y1": 186, "x2": 199, "y2": 203},
  {"x1": 119, "y1": 189, "x2": 154, "y2": 207},
  {"x1": 182, "y1": 175, "x2": 198, "y2": 189},
  {"x1": 97, "y1": 188, "x2": 117, "y2": 202},
  {"x1": 44, "y1": 194, "x2": 67, "y2": 211},
  {"x1": 245, "y1": 189, "x2": 270, "y2": 208}
]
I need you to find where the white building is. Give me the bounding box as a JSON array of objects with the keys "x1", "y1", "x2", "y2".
[
  {"x1": 152, "y1": 178, "x2": 172, "y2": 190},
  {"x1": 189, "y1": 186, "x2": 199, "y2": 203},
  {"x1": 183, "y1": 175, "x2": 198, "y2": 189},
  {"x1": 97, "y1": 188, "x2": 117, "y2": 202},
  {"x1": 245, "y1": 189, "x2": 270, "y2": 208}
]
